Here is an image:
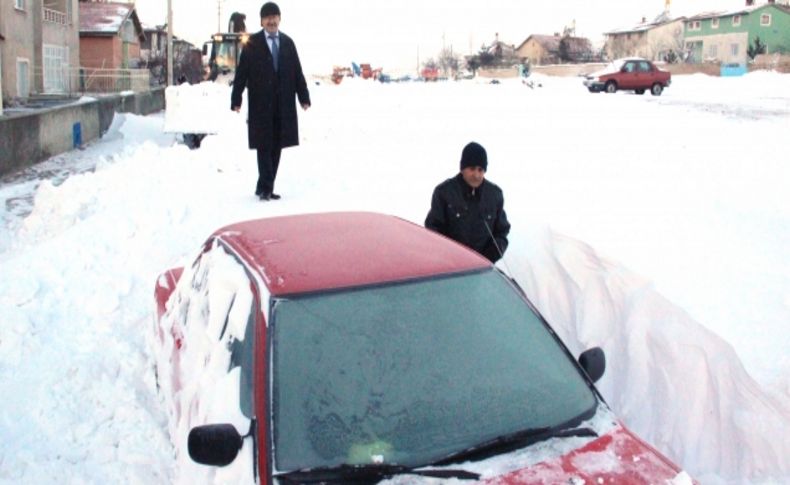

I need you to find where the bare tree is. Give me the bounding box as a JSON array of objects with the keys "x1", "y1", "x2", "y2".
[
  {"x1": 605, "y1": 36, "x2": 631, "y2": 60},
  {"x1": 422, "y1": 58, "x2": 438, "y2": 69},
  {"x1": 436, "y1": 47, "x2": 460, "y2": 76},
  {"x1": 648, "y1": 27, "x2": 686, "y2": 63}
]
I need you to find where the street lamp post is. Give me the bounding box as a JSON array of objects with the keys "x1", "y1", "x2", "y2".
[{"x1": 167, "y1": 0, "x2": 174, "y2": 86}]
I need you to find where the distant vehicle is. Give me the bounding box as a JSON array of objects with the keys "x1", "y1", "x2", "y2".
[
  {"x1": 421, "y1": 66, "x2": 439, "y2": 81},
  {"x1": 331, "y1": 66, "x2": 353, "y2": 84},
  {"x1": 152, "y1": 212, "x2": 693, "y2": 484},
  {"x1": 583, "y1": 58, "x2": 671, "y2": 95},
  {"x1": 203, "y1": 32, "x2": 249, "y2": 84}
]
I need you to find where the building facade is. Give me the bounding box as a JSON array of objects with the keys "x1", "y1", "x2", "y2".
[
  {"x1": 79, "y1": 1, "x2": 144, "y2": 70},
  {"x1": 0, "y1": 0, "x2": 80, "y2": 104},
  {"x1": 603, "y1": 14, "x2": 686, "y2": 61},
  {"x1": 516, "y1": 34, "x2": 594, "y2": 65},
  {"x1": 684, "y1": 2, "x2": 790, "y2": 64}
]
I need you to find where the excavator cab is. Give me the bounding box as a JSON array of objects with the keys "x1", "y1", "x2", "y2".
[{"x1": 205, "y1": 33, "x2": 249, "y2": 83}]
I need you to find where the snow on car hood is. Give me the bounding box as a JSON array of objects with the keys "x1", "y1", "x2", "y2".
[
  {"x1": 588, "y1": 60, "x2": 626, "y2": 78},
  {"x1": 380, "y1": 406, "x2": 692, "y2": 484}
]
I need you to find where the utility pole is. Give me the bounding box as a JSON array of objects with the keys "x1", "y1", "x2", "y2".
[
  {"x1": 217, "y1": 0, "x2": 226, "y2": 33},
  {"x1": 167, "y1": 0, "x2": 173, "y2": 86},
  {"x1": 0, "y1": 50, "x2": 4, "y2": 116}
]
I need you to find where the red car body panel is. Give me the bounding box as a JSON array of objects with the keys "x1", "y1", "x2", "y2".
[
  {"x1": 212, "y1": 212, "x2": 491, "y2": 296},
  {"x1": 484, "y1": 425, "x2": 685, "y2": 484},
  {"x1": 154, "y1": 267, "x2": 183, "y2": 320}
]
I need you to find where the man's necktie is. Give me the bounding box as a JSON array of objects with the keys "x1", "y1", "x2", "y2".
[{"x1": 269, "y1": 35, "x2": 279, "y2": 72}]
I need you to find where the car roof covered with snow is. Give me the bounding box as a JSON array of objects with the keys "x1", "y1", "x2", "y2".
[{"x1": 211, "y1": 212, "x2": 491, "y2": 296}]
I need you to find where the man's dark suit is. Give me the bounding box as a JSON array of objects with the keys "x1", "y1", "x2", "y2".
[{"x1": 231, "y1": 29, "x2": 310, "y2": 196}]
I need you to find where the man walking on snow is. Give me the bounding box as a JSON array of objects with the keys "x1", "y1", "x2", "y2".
[
  {"x1": 425, "y1": 142, "x2": 511, "y2": 263},
  {"x1": 231, "y1": 2, "x2": 311, "y2": 201}
]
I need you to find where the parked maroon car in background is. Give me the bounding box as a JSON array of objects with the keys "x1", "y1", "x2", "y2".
[
  {"x1": 584, "y1": 58, "x2": 671, "y2": 95},
  {"x1": 152, "y1": 212, "x2": 693, "y2": 484}
]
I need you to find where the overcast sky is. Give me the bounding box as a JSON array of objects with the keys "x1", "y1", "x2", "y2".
[{"x1": 133, "y1": 0, "x2": 744, "y2": 74}]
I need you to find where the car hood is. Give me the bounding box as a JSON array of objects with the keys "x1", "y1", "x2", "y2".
[
  {"x1": 587, "y1": 61, "x2": 624, "y2": 78},
  {"x1": 474, "y1": 423, "x2": 690, "y2": 484}
]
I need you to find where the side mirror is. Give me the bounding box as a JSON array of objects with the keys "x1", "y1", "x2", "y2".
[
  {"x1": 578, "y1": 347, "x2": 606, "y2": 383},
  {"x1": 188, "y1": 424, "x2": 243, "y2": 466}
]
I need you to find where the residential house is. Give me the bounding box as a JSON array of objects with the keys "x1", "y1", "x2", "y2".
[
  {"x1": 0, "y1": 0, "x2": 80, "y2": 104},
  {"x1": 684, "y1": 1, "x2": 790, "y2": 64},
  {"x1": 464, "y1": 33, "x2": 523, "y2": 76},
  {"x1": 486, "y1": 33, "x2": 518, "y2": 61},
  {"x1": 603, "y1": 11, "x2": 686, "y2": 61},
  {"x1": 516, "y1": 34, "x2": 594, "y2": 65},
  {"x1": 79, "y1": 1, "x2": 144, "y2": 70},
  {"x1": 141, "y1": 25, "x2": 167, "y2": 66},
  {"x1": 140, "y1": 25, "x2": 203, "y2": 85},
  {"x1": 140, "y1": 24, "x2": 167, "y2": 85}
]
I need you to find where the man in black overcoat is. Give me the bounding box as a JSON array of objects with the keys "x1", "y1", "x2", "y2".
[
  {"x1": 231, "y1": 2, "x2": 310, "y2": 201},
  {"x1": 425, "y1": 142, "x2": 511, "y2": 263}
]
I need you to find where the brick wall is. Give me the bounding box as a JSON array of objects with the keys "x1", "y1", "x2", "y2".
[
  {"x1": 80, "y1": 37, "x2": 120, "y2": 69},
  {"x1": 751, "y1": 53, "x2": 790, "y2": 73}
]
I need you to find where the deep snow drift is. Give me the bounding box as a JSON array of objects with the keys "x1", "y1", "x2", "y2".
[{"x1": 0, "y1": 72, "x2": 788, "y2": 484}]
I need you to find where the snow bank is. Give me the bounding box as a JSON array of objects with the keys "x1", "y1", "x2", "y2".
[{"x1": 1, "y1": 71, "x2": 788, "y2": 484}]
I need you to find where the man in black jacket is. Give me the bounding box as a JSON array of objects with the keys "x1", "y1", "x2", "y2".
[
  {"x1": 425, "y1": 142, "x2": 511, "y2": 263},
  {"x1": 231, "y1": 2, "x2": 310, "y2": 201}
]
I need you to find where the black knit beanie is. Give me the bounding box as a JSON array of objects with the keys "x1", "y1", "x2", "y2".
[
  {"x1": 460, "y1": 142, "x2": 488, "y2": 171},
  {"x1": 260, "y1": 2, "x2": 281, "y2": 17}
]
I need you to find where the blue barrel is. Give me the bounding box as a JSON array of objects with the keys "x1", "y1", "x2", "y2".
[{"x1": 72, "y1": 122, "x2": 82, "y2": 148}]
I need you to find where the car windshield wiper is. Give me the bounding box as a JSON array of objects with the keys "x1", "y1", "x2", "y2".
[
  {"x1": 431, "y1": 426, "x2": 598, "y2": 466},
  {"x1": 274, "y1": 463, "x2": 480, "y2": 483},
  {"x1": 274, "y1": 462, "x2": 480, "y2": 484}
]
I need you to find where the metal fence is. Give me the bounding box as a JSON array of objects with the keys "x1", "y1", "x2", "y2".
[{"x1": 31, "y1": 67, "x2": 151, "y2": 96}]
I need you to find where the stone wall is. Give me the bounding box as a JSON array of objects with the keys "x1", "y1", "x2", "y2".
[
  {"x1": 0, "y1": 87, "x2": 165, "y2": 177},
  {"x1": 751, "y1": 54, "x2": 790, "y2": 73}
]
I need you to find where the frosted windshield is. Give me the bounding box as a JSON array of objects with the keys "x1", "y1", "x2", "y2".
[{"x1": 271, "y1": 270, "x2": 597, "y2": 471}]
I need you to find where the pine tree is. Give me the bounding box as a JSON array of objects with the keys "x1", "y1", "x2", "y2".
[{"x1": 747, "y1": 36, "x2": 767, "y2": 60}]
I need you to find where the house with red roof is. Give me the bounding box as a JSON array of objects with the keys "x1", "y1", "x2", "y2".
[{"x1": 79, "y1": 1, "x2": 144, "y2": 70}]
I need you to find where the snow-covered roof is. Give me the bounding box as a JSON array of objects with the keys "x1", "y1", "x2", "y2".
[
  {"x1": 686, "y1": 3, "x2": 788, "y2": 20},
  {"x1": 79, "y1": 1, "x2": 143, "y2": 40},
  {"x1": 517, "y1": 34, "x2": 592, "y2": 55},
  {"x1": 604, "y1": 14, "x2": 684, "y2": 35}
]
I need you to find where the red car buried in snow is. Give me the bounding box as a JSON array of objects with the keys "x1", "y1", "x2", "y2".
[{"x1": 152, "y1": 212, "x2": 692, "y2": 484}]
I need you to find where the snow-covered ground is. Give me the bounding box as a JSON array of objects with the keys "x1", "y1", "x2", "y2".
[{"x1": 0, "y1": 72, "x2": 788, "y2": 484}]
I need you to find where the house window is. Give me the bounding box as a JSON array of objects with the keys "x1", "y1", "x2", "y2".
[
  {"x1": 16, "y1": 59, "x2": 30, "y2": 98},
  {"x1": 688, "y1": 20, "x2": 701, "y2": 31},
  {"x1": 731, "y1": 44, "x2": 739, "y2": 56},
  {"x1": 711, "y1": 18, "x2": 720, "y2": 29},
  {"x1": 709, "y1": 45, "x2": 718, "y2": 58},
  {"x1": 761, "y1": 14, "x2": 772, "y2": 26},
  {"x1": 43, "y1": 45, "x2": 69, "y2": 93},
  {"x1": 14, "y1": 0, "x2": 25, "y2": 10},
  {"x1": 733, "y1": 15, "x2": 742, "y2": 26}
]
